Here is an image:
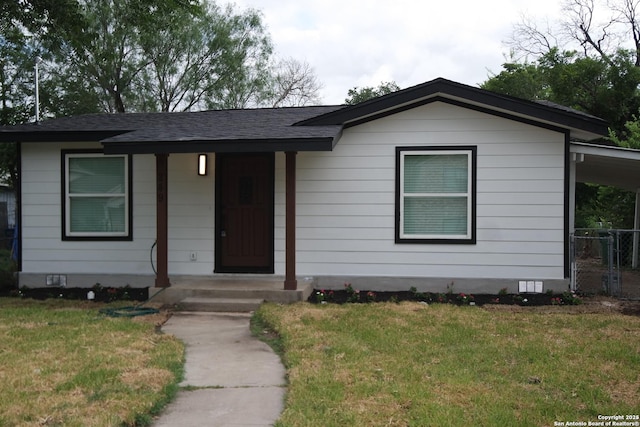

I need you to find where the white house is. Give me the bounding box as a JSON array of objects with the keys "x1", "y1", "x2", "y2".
[{"x1": 1, "y1": 78, "x2": 621, "y2": 294}]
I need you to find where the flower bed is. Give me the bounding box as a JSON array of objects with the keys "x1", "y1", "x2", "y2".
[
  {"x1": 8, "y1": 285, "x2": 148, "y2": 302},
  {"x1": 310, "y1": 284, "x2": 583, "y2": 306}
]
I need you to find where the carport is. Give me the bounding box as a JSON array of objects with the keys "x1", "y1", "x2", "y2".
[
  {"x1": 570, "y1": 142, "x2": 640, "y2": 297},
  {"x1": 571, "y1": 141, "x2": 640, "y2": 253}
]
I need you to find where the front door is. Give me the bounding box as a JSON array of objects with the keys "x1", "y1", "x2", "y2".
[{"x1": 215, "y1": 153, "x2": 274, "y2": 273}]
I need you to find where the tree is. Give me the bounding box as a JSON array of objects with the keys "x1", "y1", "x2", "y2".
[
  {"x1": 482, "y1": 60, "x2": 549, "y2": 100},
  {"x1": 0, "y1": 0, "x2": 90, "y2": 122},
  {"x1": 508, "y1": 0, "x2": 640, "y2": 65},
  {"x1": 48, "y1": 1, "x2": 318, "y2": 112},
  {"x1": 610, "y1": 113, "x2": 640, "y2": 148},
  {"x1": 268, "y1": 57, "x2": 323, "y2": 107},
  {"x1": 0, "y1": 0, "x2": 323, "y2": 186},
  {"x1": 0, "y1": 0, "x2": 86, "y2": 47},
  {"x1": 2, "y1": 1, "x2": 322, "y2": 115},
  {"x1": 0, "y1": 32, "x2": 34, "y2": 126},
  {"x1": 52, "y1": 0, "x2": 188, "y2": 113},
  {"x1": 486, "y1": 0, "x2": 640, "y2": 229},
  {"x1": 344, "y1": 81, "x2": 400, "y2": 105},
  {"x1": 0, "y1": 28, "x2": 37, "y2": 190},
  {"x1": 199, "y1": 6, "x2": 274, "y2": 110},
  {"x1": 483, "y1": 49, "x2": 640, "y2": 228},
  {"x1": 483, "y1": 49, "x2": 640, "y2": 135},
  {"x1": 135, "y1": 2, "x2": 273, "y2": 111}
]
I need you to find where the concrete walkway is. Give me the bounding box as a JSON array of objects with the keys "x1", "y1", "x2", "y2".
[{"x1": 153, "y1": 312, "x2": 286, "y2": 427}]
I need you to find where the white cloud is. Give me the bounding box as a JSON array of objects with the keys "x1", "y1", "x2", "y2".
[{"x1": 227, "y1": 0, "x2": 562, "y2": 103}]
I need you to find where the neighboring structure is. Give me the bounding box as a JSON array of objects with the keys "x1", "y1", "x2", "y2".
[
  {"x1": 0, "y1": 185, "x2": 16, "y2": 250},
  {"x1": 1, "y1": 78, "x2": 627, "y2": 294},
  {"x1": 0, "y1": 185, "x2": 16, "y2": 229}
]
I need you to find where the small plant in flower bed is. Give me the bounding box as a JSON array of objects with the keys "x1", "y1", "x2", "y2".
[
  {"x1": 344, "y1": 282, "x2": 360, "y2": 303},
  {"x1": 456, "y1": 293, "x2": 475, "y2": 305},
  {"x1": 309, "y1": 284, "x2": 583, "y2": 306},
  {"x1": 311, "y1": 284, "x2": 382, "y2": 304},
  {"x1": 314, "y1": 289, "x2": 335, "y2": 304},
  {"x1": 560, "y1": 291, "x2": 583, "y2": 305},
  {"x1": 15, "y1": 284, "x2": 148, "y2": 302}
]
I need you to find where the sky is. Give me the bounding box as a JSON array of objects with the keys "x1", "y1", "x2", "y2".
[{"x1": 227, "y1": 0, "x2": 563, "y2": 104}]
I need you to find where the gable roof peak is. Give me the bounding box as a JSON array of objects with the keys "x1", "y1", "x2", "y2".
[{"x1": 295, "y1": 77, "x2": 608, "y2": 141}]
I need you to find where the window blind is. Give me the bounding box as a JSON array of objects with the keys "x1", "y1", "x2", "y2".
[
  {"x1": 67, "y1": 156, "x2": 126, "y2": 234},
  {"x1": 402, "y1": 152, "x2": 470, "y2": 238}
]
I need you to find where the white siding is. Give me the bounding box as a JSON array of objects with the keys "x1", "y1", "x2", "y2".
[
  {"x1": 276, "y1": 101, "x2": 566, "y2": 280},
  {"x1": 21, "y1": 143, "x2": 215, "y2": 281},
  {"x1": 20, "y1": 100, "x2": 567, "y2": 286},
  {"x1": 166, "y1": 152, "x2": 216, "y2": 274}
]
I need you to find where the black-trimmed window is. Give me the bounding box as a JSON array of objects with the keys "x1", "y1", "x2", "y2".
[
  {"x1": 396, "y1": 146, "x2": 476, "y2": 244},
  {"x1": 62, "y1": 150, "x2": 132, "y2": 240}
]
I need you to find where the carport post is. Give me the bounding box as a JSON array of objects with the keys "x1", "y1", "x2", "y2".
[{"x1": 633, "y1": 189, "x2": 640, "y2": 269}]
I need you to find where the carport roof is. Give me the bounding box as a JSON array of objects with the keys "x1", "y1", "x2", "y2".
[{"x1": 572, "y1": 142, "x2": 640, "y2": 191}]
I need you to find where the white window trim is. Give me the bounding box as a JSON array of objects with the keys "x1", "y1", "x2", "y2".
[
  {"x1": 399, "y1": 149, "x2": 473, "y2": 241},
  {"x1": 64, "y1": 152, "x2": 130, "y2": 238}
]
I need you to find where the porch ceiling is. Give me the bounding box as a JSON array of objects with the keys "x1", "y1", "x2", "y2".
[{"x1": 572, "y1": 142, "x2": 640, "y2": 191}]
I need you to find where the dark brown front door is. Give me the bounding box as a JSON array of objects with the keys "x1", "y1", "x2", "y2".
[{"x1": 215, "y1": 153, "x2": 274, "y2": 273}]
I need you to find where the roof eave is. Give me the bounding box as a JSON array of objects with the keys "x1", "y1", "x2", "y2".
[
  {"x1": 102, "y1": 136, "x2": 340, "y2": 155},
  {"x1": 0, "y1": 130, "x2": 130, "y2": 143}
]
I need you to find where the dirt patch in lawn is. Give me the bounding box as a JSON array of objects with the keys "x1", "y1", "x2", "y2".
[{"x1": 481, "y1": 295, "x2": 640, "y2": 314}]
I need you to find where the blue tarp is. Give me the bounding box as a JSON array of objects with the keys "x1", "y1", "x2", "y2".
[{"x1": 11, "y1": 222, "x2": 18, "y2": 261}]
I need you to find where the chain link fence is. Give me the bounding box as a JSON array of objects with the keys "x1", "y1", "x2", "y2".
[{"x1": 571, "y1": 229, "x2": 640, "y2": 299}]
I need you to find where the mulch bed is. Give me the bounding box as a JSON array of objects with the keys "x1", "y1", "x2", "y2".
[
  {"x1": 309, "y1": 289, "x2": 573, "y2": 306},
  {"x1": 3, "y1": 285, "x2": 640, "y2": 317},
  {"x1": 3, "y1": 286, "x2": 148, "y2": 302},
  {"x1": 308, "y1": 288, "x2": 640, "y2": 316}
]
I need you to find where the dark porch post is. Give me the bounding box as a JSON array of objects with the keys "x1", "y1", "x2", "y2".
[
  {"x1": 284, "y1": 151, "x2": 298, "y2": 290},
  {"x1": 155, "y1": 153, "x2": 170, "y2": 287}
]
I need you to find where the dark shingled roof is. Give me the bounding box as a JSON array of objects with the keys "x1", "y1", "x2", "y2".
[
  {"x1": 0, "y1": 105, "x2": 345, "y2": 154},
  {"x1": 0, "y1": 78, "x2": 610, "y2": 153}
]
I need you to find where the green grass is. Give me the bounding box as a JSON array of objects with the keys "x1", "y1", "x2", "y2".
[
  {"x1": 0, "y1": 298, "x2": 184, "y2": 426},
  {"x1": 254, "y1": 302, "x2": 640, "y2": 427}
]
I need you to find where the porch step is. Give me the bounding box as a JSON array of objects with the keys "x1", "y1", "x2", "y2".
[
  {"x1": 150, "y1": 276, "x2": 314, "y2": 306},
  {"x1": 178, "y1": 297, "x2": 264, "y2": 312}
]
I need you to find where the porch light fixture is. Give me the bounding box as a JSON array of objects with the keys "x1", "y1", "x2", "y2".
[{"x1": 198, "y1": 154, "x2": 208, "y2": 176}]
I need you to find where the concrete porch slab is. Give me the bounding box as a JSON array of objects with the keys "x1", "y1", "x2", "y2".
[
  {"x1": 179, "y1": 297, "x2": 264, "y2": 312},
  {"x1": 148, "y1": 275, "x2": 314, "y2": 306}
]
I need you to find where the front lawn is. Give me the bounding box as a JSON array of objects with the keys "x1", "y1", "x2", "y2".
[
  {"x1": 0, "y1": 299, "x2": 184, "y2": 426},
  {"x1": 255, "y1": 302, "x2": 640, "y2": 427}
]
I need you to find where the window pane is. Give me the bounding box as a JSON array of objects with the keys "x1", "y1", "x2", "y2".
[
  {"x1": 69, "y1": 196, "x2": 125, "y2": 233},
  {"x1": 404, "y1": 196, "x2": 467, "y2": 235},
  {"x1": 404, "y1": 154, "x2": 467, "y2": 193},
  {"x1": 69, "y1": 157, "x2": 125, "y2": 194}
]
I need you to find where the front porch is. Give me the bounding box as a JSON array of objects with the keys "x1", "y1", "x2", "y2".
[{"x1": 148, "y1": 275, "x2": 314, "y2": 312}]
